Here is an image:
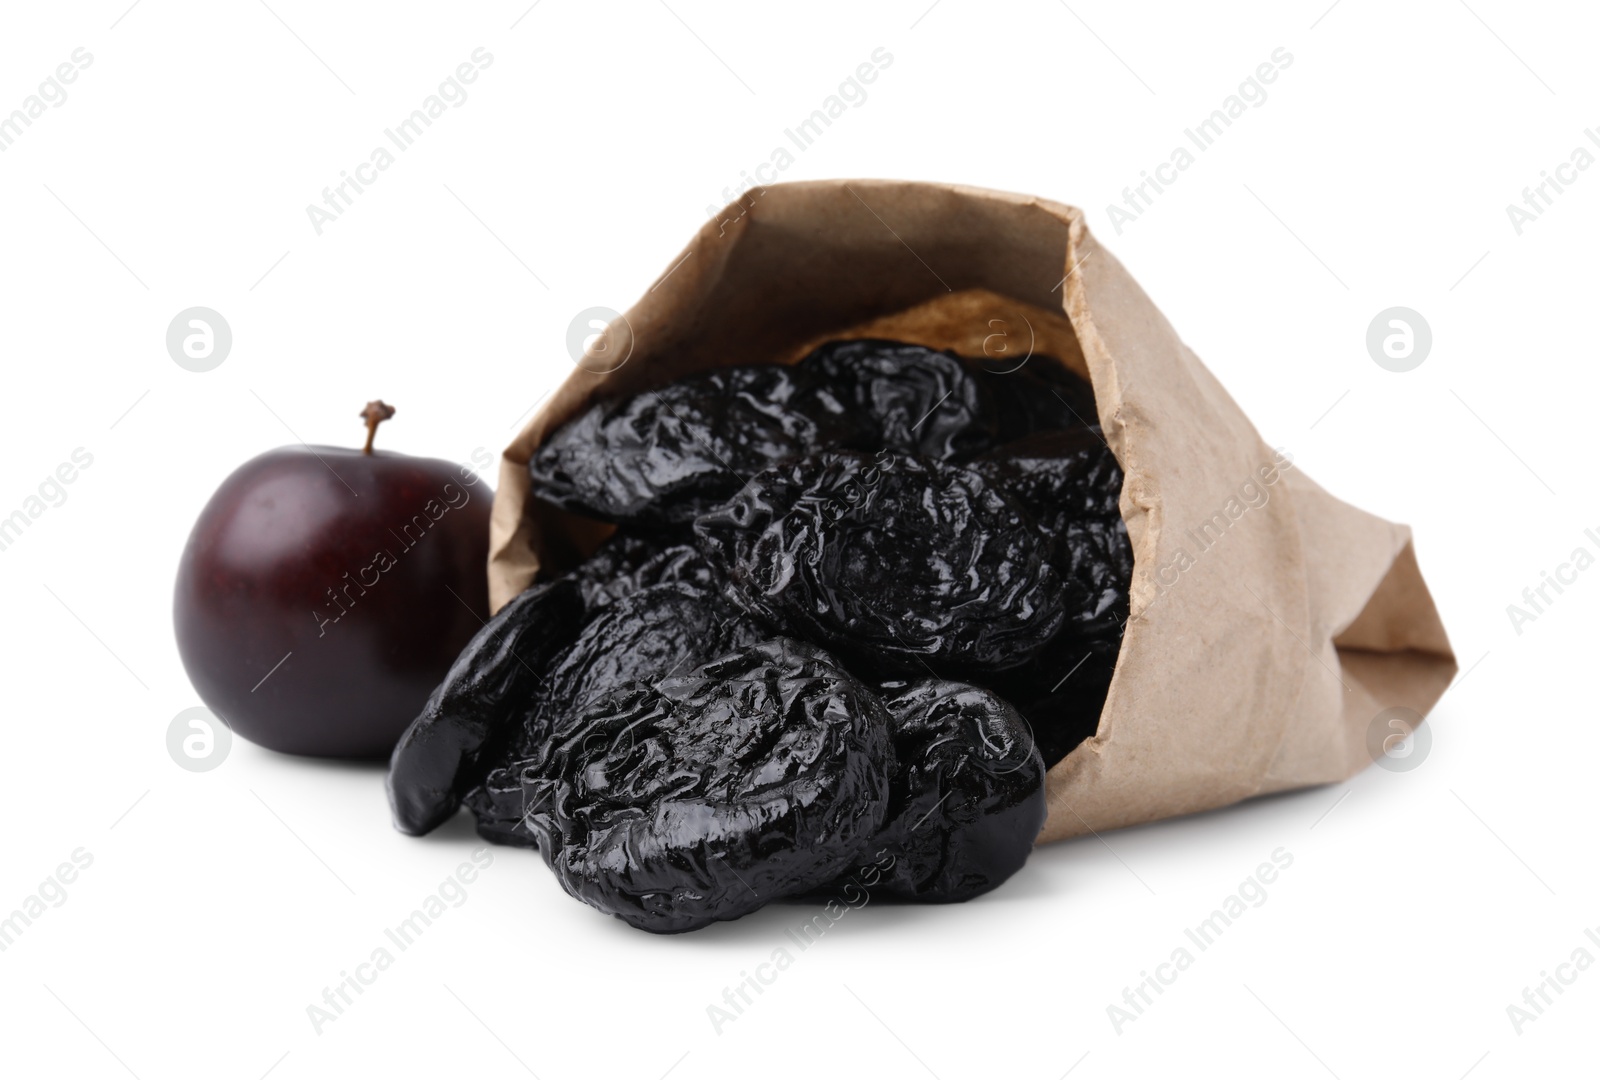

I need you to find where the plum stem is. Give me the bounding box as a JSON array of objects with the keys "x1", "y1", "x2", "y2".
[{"x1": 360, "y1": 400, "x2": 396, "y2": 455}]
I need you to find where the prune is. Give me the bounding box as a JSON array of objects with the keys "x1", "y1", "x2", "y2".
[
  {"x1": 460, "y1": 745, "x2": 544, "y2": 849},
  {"x1": 696, "y1": 451, "x2": 1064, "y2": 674},
  {"x1": 974, "y1": 428, "x2": 1123, "y2": 526},
  {"x1": 799, "y1": 340, "x2": 997, "y2": 460},
  {"x1": 968, "y1": 357, "x2": 1098, "y2": 441},
  {"x1": 989, "y1": 633, "x2": 1121, "y2": 768},
  {"x1": 521, "y1": 638, "x2": 894, "y2": 933},
  {"x1": 528, "y1": 365, "x2": 861, "y2": 525},
  {"x1": 842, "y1": 680, "x2": 1045, "y2": 901},
  {"x1": 546, "y1": 583, "x2": 764, "y2": 712},
  {"x1": 386, "y1": 578, "x2": 584, "y2": 837},
  {"x1": 392, "y1": 338, "x2": 1132, "y2": 930},
  {"x1": 1052, "y1": 517, "x2": 1133, "y2": 640},
  {"x1": 571, "y1": 529, "x2": 665, "y2": 608},
  {"x1": 976, "y1": 430, "x2": 1132, "y2": 641},
  {"x1": 572, "y1": 528, "x2": 716, "y2": 610},
  {"x1": 462, "y1": 583, "x2": 763, "y2": 846},
  {"x1": 978, "y1": 516, "x2": 1129, "y2": 769}
]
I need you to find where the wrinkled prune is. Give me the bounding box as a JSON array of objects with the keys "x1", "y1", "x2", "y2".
[
  {"x1": 543, "y1": 582, "x2": 766, "y2": 729},
  {"x1": 976, "y1": 429, "x2": 1131, "y2": 641},
  {"x1": 460, "y1": 748, "x2": 542, "y2": 848},
  {"x1": 697, "y1": 451, "x2": 1064, "y2": 674},
  {"x1": 570, "y1": 529, "x2": 664, "y2": 607},
  {"x1": 972, "y1": 429, "x2": 1130, "y2": 765},
  {"x1": 389, "y1": 337, "x2": 1129, "y2": 931},
  {"x1": 1052, "y1": 517, "x2": 1133, "y2": 640},
  {"x1": 974, "y1": 428, "x2": 1122, "y2": 526},
  {"x1": 462, "y1": 583, "x2": 763, "y2": 846},
  {"x1": 572, "y1": 528, "x2": 716, "y2": 610},
  {"x1": 528, "y1": 365, "x2": 860, "y2": 525},
  {"x1": 522, "y1": 638, "x2": 894, "y2": 933},
  {"x1": 386, "y1": 578, "x2": 584, "y2": 837},
  {"x1": 799, "y1": 340, "x2": 996, "y2": 460},
  {"x1": 990, "y1": 633, "x2": 1121, "y2": 768},
  {"x1": 969, "y1": 357, "x2": 1098, "y2": 440},
  {"x1": 844, "y1": 680, "x2": 1045, "y2": 901}
]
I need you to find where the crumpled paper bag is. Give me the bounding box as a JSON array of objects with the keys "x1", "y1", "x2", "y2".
[{"x1": 487, "y1": 180, "x2": 1456, "y2": 842}]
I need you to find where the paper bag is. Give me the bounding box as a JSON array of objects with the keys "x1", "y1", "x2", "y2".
[{"x1": 487, "y1": 180, "x2": 1457, "y2": 842}]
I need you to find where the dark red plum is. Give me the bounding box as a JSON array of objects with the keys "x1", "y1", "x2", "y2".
[{"x1": 174, "y1": 403, "x2": 492, "y2": 758}]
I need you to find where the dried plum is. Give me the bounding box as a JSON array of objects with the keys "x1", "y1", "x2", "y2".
[
  {"x1": 543, "y1": 582, "x2": 765, "y2": 730},
  {"x1": 528, "y1": 365, "x2": 861, "y2": 525},
  {"x1": 462, "y1": 583, "x2": 763, "y2": 846},
  {"x1": 975, "y1": 518, "x2": 1128, "y2": 769},
  {"x1": 386, "y1": 578, "x2": 584, "y2": 837},
  {"x1": 570, "y1": 529, "x2": 665, "y2": 608},
  {"x1": 572, "y1": 528, "x2": 716, "y2": 610},
  {"x1": 974, "y1": 428, "x2": 1123, "y2": 526},
  {"x1": 696, "y1": 451, "x2": 1064, "y2": 674},
  {"x1": 846, "y1": 680, "x2": 1046, "y2": 901},
  {"x1": 391, "y1": 336, "x2": 1133, "y2": 931},
  {"x1": 1052, "y1": 517, "x2": 1133, "y2": 640},
  {"x1": 523, "y1": 638, "x2": 894, "y2": 933},
  {"x1": 976, "y1": 430, "x2": 1131, "y2": 641},
  {"x1": 969, "y1": 357, "x2": 1098, "y2": 440},
  {"x1": 799, "y1": 340, "x2": 997, "y2": 460},
  {"x1": 989, "y1": 633, "x2": 1121, "y2": 768},
  {"x1": 461, "y1": 749, "x2": 543, "y2": 848}
]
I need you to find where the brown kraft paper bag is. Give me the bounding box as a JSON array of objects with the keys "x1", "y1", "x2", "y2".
[{"x1": 486, "y1": 180, "x2": 1457, "y2": 844}]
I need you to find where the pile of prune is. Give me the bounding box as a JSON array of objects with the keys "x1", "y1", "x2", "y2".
[
  {"x1": 528, "y1": 364, "x2": 865, "y2": 524},
  {"x1": 388, "y1": 339, "x2": 1132, "y2": 933},
  {"x1": 696, "y1": 452, "x2": 1065, "y2": 673}
]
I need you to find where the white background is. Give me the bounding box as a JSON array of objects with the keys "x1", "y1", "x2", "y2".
[{"x1": 0, "y1": 1, "x2": 1594, "y2": 1077}]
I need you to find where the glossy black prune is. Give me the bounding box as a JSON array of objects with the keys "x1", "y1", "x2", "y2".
[
  {"x1": 460, "y1": 746, "x2": 543, "y2": 848},
  {"x1": 386, "y1": 578, "x2": 584, "y2": 837},
  {"x1": 974, "y1": 428, "x2": 1123, "y2": 525},
  {"x1": 394, "y1": 337, "x2": 1130, "y2": 930},
  {"x1": 697, "y1": 451, "x2": 1064, "y2": 674},
  {"x1": 543, "y1": 582, "x2": 765, "y2": 726},
  {"x1": 989, "y1": 633, "x2": 1121, "y2": 768},
  {"x1": 570, "y1": 529, "x2": 664, "y2": 608},
  {"x1": 976, "y1": 429, "x2": 1132, "y2": 641},
  {"x1": 848, "y1": 680, "x2": 1046, "y2": 901},
  {"x1": 973, "y1": 429, "x2": 1131, "y2": 766},
  {"x1": 799, "y1": 340, "x2": 997, "y2": 461},
  {"x1": 528, "y1": 365, "x2": 861, "y2": 525},
  {"x1": 1051, "y1": 517, "x2": 1133, "y2": 640},
  {"x1": 571, "y1": 528, "x2": 716, "y2": 611},
  {"x1": 462, "y1": 583, "x2": 763, "y2": 847},
  {"x1": 522, "y1": 638, "x2": 894, "y2": 933},
  {"x1": 968, "y1": 357, "x2": 1098, "y2": 441}
]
